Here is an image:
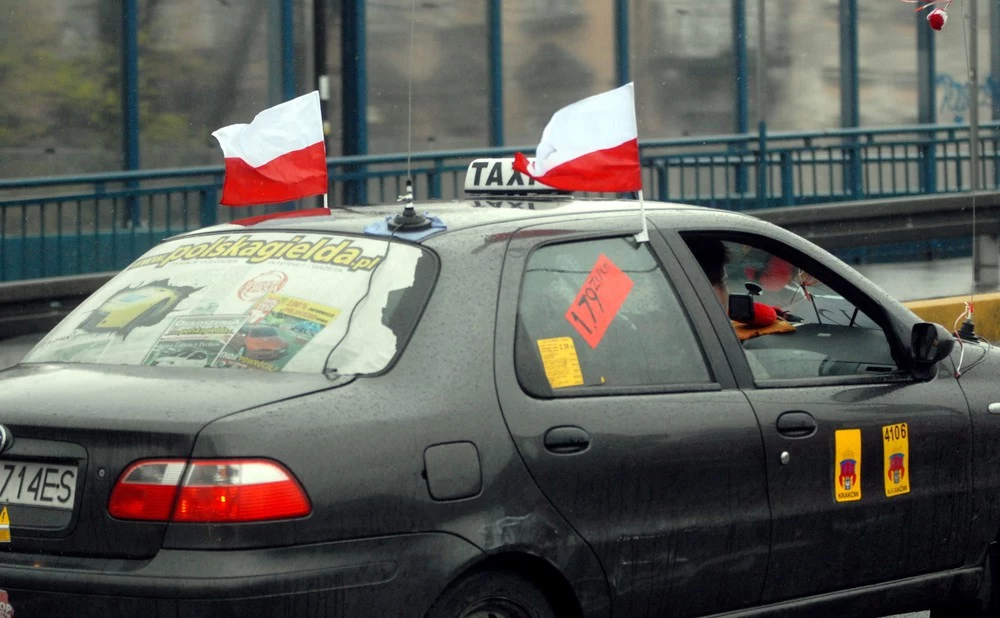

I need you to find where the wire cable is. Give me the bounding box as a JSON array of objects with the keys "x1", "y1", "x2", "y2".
[
  {"x1": 960, "y1": 338, "x2": 992, "y2": 376},
  {"x1": 953, "y1": 334, "x2": 995, "y2": 379},
  {"x1": 953, "y1": 333, "x2": 966, "y2": 377},
  {"x1": 952, "y1": 301, "x2": 971, "y2": 333}
]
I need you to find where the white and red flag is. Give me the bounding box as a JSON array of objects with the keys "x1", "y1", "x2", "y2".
[
  {"x1": 212, "y1": 91, "x2": 328, "y2": 206},
  {"x1": 513, "y1": 82, "x2": 642, "y2": 193}
]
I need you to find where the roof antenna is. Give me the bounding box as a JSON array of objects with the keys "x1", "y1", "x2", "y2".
[
  {"x1": 392, "y1": 178, "x2": 431, "y2": 230},
  {"x1": 957, "y1": 0, "x2": 979, "y2": 342},
  {"x1": 391, "y1": 0, "x2": 430, "y2": 232}
]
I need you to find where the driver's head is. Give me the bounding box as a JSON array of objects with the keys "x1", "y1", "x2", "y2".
[{"x1": 685, "y1": 237, "x2": 730, "y2": 308}]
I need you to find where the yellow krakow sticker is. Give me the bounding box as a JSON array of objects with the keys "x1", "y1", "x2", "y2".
[
  {"x1": 883, "y1": 423, "x2": 910, "y2": 497},
  {"x1": 0, "y1": 506, "x2": 11, "y2": 543},
  {"x1": 835, "y1": 429, "x2": 862, "y2": 502},
  {"x1": 537, "y1": 337, "x2": 585, "y2": 389}
]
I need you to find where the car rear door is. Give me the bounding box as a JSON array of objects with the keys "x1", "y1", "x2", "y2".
[
  {"x1": 493, "y1": 216, "x2": 771, "y2": 617},
  {"x1": 665, "y1": 226, "x2": 973, "y2": 603}
]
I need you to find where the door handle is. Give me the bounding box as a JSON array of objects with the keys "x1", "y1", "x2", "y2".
[
  {"x1": 776, "y1": 412, "x2": 817, "y2": 438},
  {"x1": 544, "y1": 426, "x2": 591, "y2": 454}
]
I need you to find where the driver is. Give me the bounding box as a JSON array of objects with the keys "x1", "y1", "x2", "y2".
[
  {"x1": 683, "y1": 236, "x2": 796, "y2": 342},
  {"x1": 683, "y1": 237, "x2": 730, "y2": 308}
]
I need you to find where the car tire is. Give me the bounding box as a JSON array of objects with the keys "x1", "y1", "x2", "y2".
[{"x1": 425, "y1": 569, "x2": 558, "y2": 618}]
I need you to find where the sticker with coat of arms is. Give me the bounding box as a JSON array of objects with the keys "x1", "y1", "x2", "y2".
[
  {"x1": 0, "y1": 588, "x2": 14, "y2": 618},
  {"x1": 883, "y1": 422, "x2": 910, "y2": 497},
  {"x1": 835, "y1": 429, "x2": 862, "y2": 502}
]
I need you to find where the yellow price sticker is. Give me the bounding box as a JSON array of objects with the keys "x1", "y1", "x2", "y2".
[{"x1": 537, "y1": 337, "x2": 585, "y2": 389}]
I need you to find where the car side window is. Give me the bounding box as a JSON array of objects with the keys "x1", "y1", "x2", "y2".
[
  {"x1": 515, "y1": 237, "x2": 712, "y2": 396},
  {"x1": 682, "y1": 235, "x2": 898, "y2": 381}
]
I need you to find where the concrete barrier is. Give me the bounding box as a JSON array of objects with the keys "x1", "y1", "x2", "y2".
[
  {"x1": 904, "y1": 292, "x2": 1000, "y2": 342},
  {"x1": 0, "y1": 272, "x2": 114, "y2": 340}
]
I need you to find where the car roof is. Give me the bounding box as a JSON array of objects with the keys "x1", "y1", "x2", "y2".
[{"x1": 178, "y1": 197, "x2": 757, "y2": 240}]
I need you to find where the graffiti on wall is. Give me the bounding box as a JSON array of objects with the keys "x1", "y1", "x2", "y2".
[{"x1": 937, "y1": 74, "x2": 1000, "y2": 122}]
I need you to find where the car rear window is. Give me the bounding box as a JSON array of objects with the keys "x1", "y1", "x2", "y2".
[{"x1": 25, "y1": 231, "x2": 436, "y2": 374}]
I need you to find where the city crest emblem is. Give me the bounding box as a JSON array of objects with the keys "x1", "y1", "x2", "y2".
[
  {"x1": 839, "y1": 456, "x2": 857, "y2": 491},
  {"x1": 888, "y1": 452, "x2": 905, "y2": 485}
]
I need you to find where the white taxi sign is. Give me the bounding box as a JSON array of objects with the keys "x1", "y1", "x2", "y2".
[{"x1": 464, "y1": 158, "x2": 562, "y2": 194}]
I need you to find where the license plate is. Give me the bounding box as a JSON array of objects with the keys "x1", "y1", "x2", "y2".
[{"x1": 0, "y1": 461, "x2": 77, "y2": 510}]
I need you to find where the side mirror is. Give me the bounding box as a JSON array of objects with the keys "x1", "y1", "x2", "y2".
[{"x1": 910, "y1": 322, "x2": 955, "y2": 367}]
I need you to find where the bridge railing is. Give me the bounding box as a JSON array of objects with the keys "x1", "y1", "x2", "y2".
[{"x1": 2, "y1": 121, "x2": 999, "y2": 281}]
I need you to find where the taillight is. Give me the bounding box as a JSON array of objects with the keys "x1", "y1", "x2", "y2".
[
  {"x1": 108, "y1": 459, "x2": 311, "y2": 523},
  {"x1": 108, "y1": 460, "x2": 186, "y2": 521},
  {"x1": 173, "y1": 459, "x2": 312, "y2": 522}
]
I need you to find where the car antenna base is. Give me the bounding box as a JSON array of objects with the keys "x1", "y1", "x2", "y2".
[{"x1": 391, "y1": 179, "x2": 432, "y2": 231}]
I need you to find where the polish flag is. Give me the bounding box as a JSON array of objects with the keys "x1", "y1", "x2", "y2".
[
  {"x1": 212, "y1": 91, "x2": 328, "y2": 206},
  {"x1": 513, "y1": 82, "x2": 641, "y2": 193}
]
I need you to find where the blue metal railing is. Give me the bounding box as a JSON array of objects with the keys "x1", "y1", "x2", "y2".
[{"x1": 2, "y1": 121, "x2": 1000, "y2": 282}]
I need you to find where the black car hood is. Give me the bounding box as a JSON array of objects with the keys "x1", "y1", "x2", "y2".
[{"x1": 0, "y1": 362, "x2": 347, "y2": 430}]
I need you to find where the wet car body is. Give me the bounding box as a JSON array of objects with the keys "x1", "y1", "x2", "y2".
[{"x1": 0, "y1": 194, "x2": 997, "y2": 617}]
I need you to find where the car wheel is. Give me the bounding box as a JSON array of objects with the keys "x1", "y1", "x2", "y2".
[{"x1": 425, "y1": 569, "x2": 557, "y2": 618}]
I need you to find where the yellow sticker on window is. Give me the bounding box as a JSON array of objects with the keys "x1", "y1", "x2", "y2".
[
  {"x1": 883, "y1": 423, "x2": 910, "y2": 497},
  {"x1": 537, "y1": 337, "x2": 585, "y2": 389},
  {"x1": 835, "y1": 429, "x2": 862, "y2": 502},
  {"x1": 0, "y1": 506, "x2": 10, "y2": 543}
]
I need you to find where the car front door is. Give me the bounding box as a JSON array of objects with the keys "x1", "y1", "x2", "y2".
[
  {"x1": 668, "y1": 227, "x2": 973, "y2": 603},
  {"x1": 494, "y1": 217, "x2": 771, "y2": 617}
]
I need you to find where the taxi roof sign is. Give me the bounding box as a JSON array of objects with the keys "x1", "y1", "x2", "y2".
[{"x1": 464, "y1": 158, "x2": 566, "y2": 195}]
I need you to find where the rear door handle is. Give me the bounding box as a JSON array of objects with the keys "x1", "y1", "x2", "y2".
[
  {"x1": 776, "y1": 412, "x2": 817, "y2": 438},
  {"x1": 544, "y1": 426, "x2": 591, "y2": 454}
]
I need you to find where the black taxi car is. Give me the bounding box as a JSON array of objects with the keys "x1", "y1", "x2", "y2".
[{"x1": 0, "y1": 158, "x2": 997, "y2": 618}]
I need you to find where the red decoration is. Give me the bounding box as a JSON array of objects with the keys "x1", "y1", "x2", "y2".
[
  {"x1": 900, "y1": 0, "x2": 953, "y2": 32},
  {"x1": 927, "y1": 8, "x2": 947, "y2": 30},
  {"x1": 760, "y1": 257, "x2": 794, "y2": 292}
]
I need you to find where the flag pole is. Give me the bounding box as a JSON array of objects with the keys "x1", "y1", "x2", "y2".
[{"x1": 634, "y1": 189, "x2": 649, "y2": 243}]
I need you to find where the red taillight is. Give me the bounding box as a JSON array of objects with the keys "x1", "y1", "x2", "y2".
[
  {"x1": 108, "y1": 459, "x2": 311, "y2": 523},
  {"x1": 173, "y1": 459, "x2": 312, "y2": 522},
  {"x1": 108, "y1": 460, "x2": 186, "y2": 521}
]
